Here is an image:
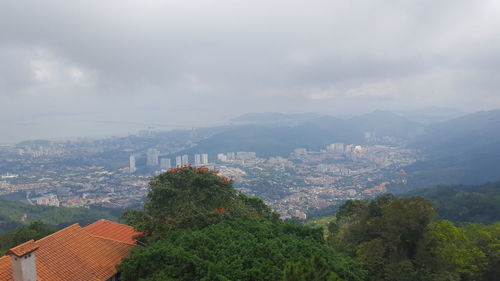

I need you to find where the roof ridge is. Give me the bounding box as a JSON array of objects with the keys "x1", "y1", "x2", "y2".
[
  {"x1": 7, "y1": 240, "x2": 39, "y2": 257},
  {"x1": 84, "y1": 219, "x2": 125, "y2": 227},
  {"x1": 89, "y1": 234, "x2": 138, "y2": 246},
  {"x1": 36, "y1": 223, "x2": 81, "y2": 243},
  {"x1": 0, "y1": 220, "x2": 137, "y2": 281}
]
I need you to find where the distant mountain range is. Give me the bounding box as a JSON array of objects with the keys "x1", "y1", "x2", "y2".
[
  {"x1": 175, "y1": 110, "x2": 421, "y2": 158},
  {"x1": 230, "y1": 112, "x2": 321, "y2": 124},
  {"x1": 405, "y1": 109, "x2": 500, "y2": 187},
  {"x1": 347, "y1": 110, "x2": 421, "y2": 139},
  {"x1": 181, "y1": 109, "x2": 500, "y2": 187},
  {"x1": 15, "y1": 109, "x2": 500, "y2": 189}
]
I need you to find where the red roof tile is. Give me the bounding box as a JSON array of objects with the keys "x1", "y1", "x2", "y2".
[
  {"x1": 6, "y1": 240, "x2": 39, "y2": 257},
  {"x1": 0, "y1": 221, "x2": 138, "y2": 281},
  {"x1": 84, "y1": 219, "x2": 141, "y2": 244},
  {"x1": 0, "y1": 256, "x2": 11, "y2": 281}
]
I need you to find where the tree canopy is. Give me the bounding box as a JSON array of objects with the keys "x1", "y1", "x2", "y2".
[
  {"x1": 123, "y1": 166, "x2": 278, "y2": 241},
  {"x1": 0, "y1": 220, "x2": 54, "y2": 253},
  {"x1": 328, "y1": 195, "x2": 500, "y2": 281},
  {"x1": 119, "y1": 166, "x2": 365, "y2": 281},
  {"x1": 119, "y1": 167, "x2": 500, "y2": 281},
  {"x1": 119, "y1": 218, "x2": 365, "y2": 281}
]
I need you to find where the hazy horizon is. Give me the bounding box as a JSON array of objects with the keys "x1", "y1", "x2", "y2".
[
  {"x1": 2, "y1": 1, "x2": 500, "y2": 143},
  {"x1": 0, "y1": 106, "x2": 472, "y2": 145}
]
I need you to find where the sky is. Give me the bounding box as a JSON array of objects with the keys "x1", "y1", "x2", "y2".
[{"x1": 1, "y1": 0, "x2": 500, "y2": 143}]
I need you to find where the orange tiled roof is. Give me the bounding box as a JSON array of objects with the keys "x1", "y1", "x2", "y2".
[
  {"x1": 0, "y1": 221, "x2": 137, "y2": 281},
  {"x1": 6, "y1": 240, "x2": 39, "y2": 257},
  {"x1": 0, "y1": 256, "x2": 11, "y2": 281},
  {"x1": 84, "y1": 219, "x2": 142, "y2": 244}
]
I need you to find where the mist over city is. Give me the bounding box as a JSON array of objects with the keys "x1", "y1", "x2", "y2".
[{"x1": 1, "y1": 2, "x2": 500, "y2": 281}]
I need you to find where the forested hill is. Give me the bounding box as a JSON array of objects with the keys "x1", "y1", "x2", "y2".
[
  {"x1": 118, "y1": 168, "x2": 500, "y2": 281},
  {"x1": 175, "y1": 111, "x2": 420, "y2": 158},
  {"x1": 0, "y1": 199, "x2": 117, "y2": 233},
  {"x1": 311, "y1": 181, "x2": 500, "y2": 225},
  {"x1": 403, "y1": 181, "x2": 500, "y2": 224},
  {"x1": 405, "y1": 109, "x2": 500, "y2": 186},
  {"x1": 230, "y1": 112, "x2": 320, "y2": 124},
  {"x1": 2, "y1": 167, "x2": 499, "y2": 280}
]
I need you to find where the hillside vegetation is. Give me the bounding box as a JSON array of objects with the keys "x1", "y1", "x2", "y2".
[
  {"x1": 403, "y1": 181, "x2": 500, "y2": 224},
  {"x1": 0, "y1": 199, "x2": 117, "y2": 233},
  {"x1": 119, "y1": 167, "x2": 366, "y2": 281},
  {"x1": 311, "y1": 181, "x2": 500, "y2": 225},
  {"x1": 0, "y1": 220, "x2": 55, "y2": 253},
  {"x1": 328, "y1": 195, "x2": 500, "y2": 281},
  {"x1": 407, "y1": 109, "x2": 500, "y2": 186},
  {"x1": 118, "y1": 168, "x2": 500, "y2": 281},
  {"x1": 175, "y1": 111, "x2": 420, "y2": 158}
]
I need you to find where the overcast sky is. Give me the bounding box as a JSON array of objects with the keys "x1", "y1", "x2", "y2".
[{"x1": 1, "y1": 0, "x2": 500, "y2": 143}]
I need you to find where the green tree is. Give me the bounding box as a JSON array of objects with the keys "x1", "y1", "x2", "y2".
[
  {"x1": 328, "y1": 195, "x2": 500, "y2": 281},
  {"x1": 283, "y1": 255, "x2": 345, "y2": 281},
  {"x1": 119, "y1": 218, "x2": 364, "y2": 281},
  {"x1": 123, "y1": 167, "x2": 235, "y2": 240},
  {"x1": 0, "y1": 220, "x2": 54, "y2": 253},
  {"x1": 421, "y1": 220, "x2": 486, "y2": 280},
  {"x1": 328, "y1": 195, "x2": 437, "y2": 281},
  {"x1": 123, "y1": 166, "x2": 278, "y2": 242},
  {"x1": 466, "y1": 223, "x2": 500, "y2": 281},
  {"x1": 118, "y1": 167, "x2": 365, "y2": 281}
]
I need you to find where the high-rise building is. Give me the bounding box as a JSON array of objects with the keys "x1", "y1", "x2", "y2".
[
  {"x1": 181, "y1": 154, "x2": 189, "y2": 166},
  {"x1": 175, "y1": 156, "x2": 182, "y2": 167},
  {"x1": 201, "y1": 154, "x2": 209, "y2": 164},
  {"x1": 146, "y1": 148, "x2": 160, "y2": 167},
  {"x1": 345, "y1": 144, "x2": 355, "y2": 153},
  {"x1": 160, "y1": 158, "x2": 171, "y2": 170},
  {"x1": 334, "y1": 143, "x2": 344, "y2": 153},
  {"x1": 129, "y1": 154, "x2": 136, "y2": 173},
  {"x1": 236, "y1": 152, "x2": 256, "y2": 160},
  {"x1": 327, "y1": 143, "x2": 344, "y2": 154},
  {"x1": 217, "y1": 153, "x2": 228, "y2": 162},
  {"x1": 194, "y1": 154, "x2": 202, "y2": 166}
]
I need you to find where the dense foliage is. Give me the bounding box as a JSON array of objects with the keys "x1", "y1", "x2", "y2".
[
  {"x1": 120, "y1": 166, "x2": 365, "y2": 281},
  {"x1": 0, "y1": 220, "x2": 54, "y2": 253},
  {"x1": 119, "y1": 218, "x2": 364, "y2": 281},
  {"x1": 328, "y1": 195, "x2": 500, "y2": 281},
  {"x1": 403, "y1": 181, "x2": 500, "y2": 224},
  {"x1": 283, "y1": 255, "x2": 346, "y2": 281},
  {"x1": 119, "y1": 166, "x2": 500, "y2": 281},
  {"x1": 407, "y1": 109, "x2": 500, "y2": 186},
  {"x1": 312, "y1": 181, "x2": 500, "y2": 225},
  {"x1": 122, "y1": 166, "x2": 281, "y2": 241},
  {"x1": 0, "y1": 199, "x2": 117, "y2": 233}
]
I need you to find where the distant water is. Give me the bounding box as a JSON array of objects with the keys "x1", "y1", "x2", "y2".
[{"x1": 0, "y1": 115, "x2": 229, "y2": 145}]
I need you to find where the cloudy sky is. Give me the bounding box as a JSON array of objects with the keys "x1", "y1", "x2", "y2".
[{"x1": 1, "y1": 0, "x2": 500, "y2": 143}]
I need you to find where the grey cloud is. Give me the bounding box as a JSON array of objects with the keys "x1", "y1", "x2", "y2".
[{"x1": 0, "y1": 0, "x2": 500, "y2": 143}]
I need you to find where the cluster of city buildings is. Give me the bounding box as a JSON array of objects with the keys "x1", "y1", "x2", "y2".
[
  {"x1": 217, "y1": 151, "x2": 257, "y2": 162},
  {"x1": 215, "y1": 143, "x2": 417, "y2": 220},
  {"x1": 0, "y1": 136, "x2": 419, "y2": 221},
  {"x1": 129, "y1": 149, "x2": 212, "y2": 173},
  {"x1": 16, "y1": 145, "x2": 65, "y2": 158}
]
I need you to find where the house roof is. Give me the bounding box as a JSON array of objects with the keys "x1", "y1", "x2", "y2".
[
  {"x1": 0, "y1": 220, "x2": 138, "y2": 281},
  {"x1": 6, "y1": 240, "x2": 39, "y2": 257},
  {"x1": 84, "y1": 219, "x2": 142, "y2": 244}
]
